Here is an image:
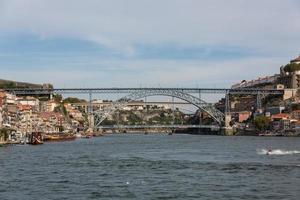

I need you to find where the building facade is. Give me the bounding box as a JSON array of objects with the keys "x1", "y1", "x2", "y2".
[{"x1": 277, "y1": 55, "x2": 300, "y2": 89}]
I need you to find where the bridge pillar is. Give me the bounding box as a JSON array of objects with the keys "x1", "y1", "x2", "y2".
[
  {"x1": 256, "y1": 92, "x2": 262, "y2": 111},
  {"x1": 223, "y1": 91, "x2": 233, "y2": 135},
  {"x1": 198, "y1": 111, "x2": 202, "y2": 134},
  {"x1": 198, "y1": 89, "x2": 202, "y2": 134},
  {"x1": 224, "y1": 91, "x2": 231, "y2": 126},
  {"x1": 88, "y1": 114, "x2": 95, "y2": 130},
  {"x1": 225, "y1": 114, "x2": 231, "y2": 128},
  {"x1": 225, "y1": 91, "x2": 230, "y2": 114},
  {"x1": 87, "y1": 91, "x2": 94, "y2": 132}
]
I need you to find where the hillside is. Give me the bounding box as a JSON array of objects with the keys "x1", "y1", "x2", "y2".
[{"x1": 0, "y1": 79, "x2": 52, "y2": 89}]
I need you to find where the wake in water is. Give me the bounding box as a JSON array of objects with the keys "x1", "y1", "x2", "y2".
[{"x1": 257, "y1": 149, "x2": 300, "y2": 155}]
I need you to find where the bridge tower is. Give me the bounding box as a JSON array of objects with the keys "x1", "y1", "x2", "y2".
[
  {"x1": 224, "y1": 91, "x2": 231, "y2": 127},
  {"x1": 256, "y1": 91, "x2": 262, "y2": 112},
  {"x1": 198, "y1": 89, "x2": 202, "y2": 134},
  {"x1": 87, "y1": 91, "x2": 94, "y2": 132},
  {"x1": 223, "y1": 91, "x2": 234, "y2": 135}
]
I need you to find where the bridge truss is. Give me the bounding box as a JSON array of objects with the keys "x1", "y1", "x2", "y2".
[
  {"x1": 4, "y1": 87, "x2": 284, "y2": 129},
  {"x1": 93, "y1": 89, "x2": 225, "y2": 128}
]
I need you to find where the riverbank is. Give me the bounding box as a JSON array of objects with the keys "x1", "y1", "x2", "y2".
[
  {"x1": 235, "y1": 128, "x2": 300, "y2": 137},
  {"x1": 2, "y1": 130, "x2": 300, "y2": 147}
]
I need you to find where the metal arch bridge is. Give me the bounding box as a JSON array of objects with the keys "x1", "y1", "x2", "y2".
[
  {"x1": 4, "y1": 87, "x2": 284, "y2": 128},
  {"x1": 93, "y1": 89, "x2": 225, "y2": 128}
]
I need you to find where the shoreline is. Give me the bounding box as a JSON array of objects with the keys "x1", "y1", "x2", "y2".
[{"x1": 1, "y1": 131, "x2": 300, "y2": 146}]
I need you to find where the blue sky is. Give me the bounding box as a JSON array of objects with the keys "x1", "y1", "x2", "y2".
[{"x1": 0, "y1": 0, "x2": 299, "y2": 88}]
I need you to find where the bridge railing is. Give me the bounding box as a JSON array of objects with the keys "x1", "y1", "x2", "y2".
[{"x1": 3, "y1": 87, "x2": 284, "y2": 95}]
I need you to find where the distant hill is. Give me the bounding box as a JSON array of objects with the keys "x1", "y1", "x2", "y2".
[{"x1": 0, "y1": 79, "x2": 52, "y2": 89}]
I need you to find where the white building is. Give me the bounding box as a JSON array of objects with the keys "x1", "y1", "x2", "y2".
[
  {"x1": 5, "y1": 93, "x2": 17, "y2": 105},
  {"x1": 46, "y1": 100, "x2": 59, "y2": 112},
  {"x1": 18, "y1": 97, "x2": 39, "y2": 107},
  {"x1": 291, "y1": 55, "x2": 300, "y2": 64},
  {"x1": 0, "y1": 109, "x2": 3, "y2": 128}
]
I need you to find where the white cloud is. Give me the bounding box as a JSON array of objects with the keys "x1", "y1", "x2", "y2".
[
  {"x1": 0, "y1": 0, "x2": 299, "y2": 89},
  {"x1": 0, "y1": 0, "x2": 299, "y2": 55},
  {"x1": 0, "y1": 55, "x2": 286, "y2": 88}
]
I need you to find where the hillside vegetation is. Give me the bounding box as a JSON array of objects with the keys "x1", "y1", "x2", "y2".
[{"x1": 0, "y1": 79, "x2": 51, "y2": 89}]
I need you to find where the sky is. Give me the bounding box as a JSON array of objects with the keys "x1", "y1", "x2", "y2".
[{"x1": 0, "y1": 0, "x2": 299, "y2": 88}]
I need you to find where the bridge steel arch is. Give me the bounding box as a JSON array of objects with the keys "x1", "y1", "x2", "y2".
[{"x1": 93, "y1": 89, "x2": 225, "y2": 128}]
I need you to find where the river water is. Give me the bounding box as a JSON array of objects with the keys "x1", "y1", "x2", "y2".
[{"x1": 1, "y1": 134, "x2": 300, "y2": 200}]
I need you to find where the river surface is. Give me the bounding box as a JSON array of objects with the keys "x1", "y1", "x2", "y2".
[{"x1": 1, "y1": 134, "x2": 300, "y2": 200}]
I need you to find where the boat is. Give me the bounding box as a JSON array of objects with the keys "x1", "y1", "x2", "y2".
[
  {"x1": 266, "y1": 149, "x2": 273, "y2": 155},
  {"x1": 43, "y1": 134, "x2": 76, "y2": 142},
  {"x1": 28, "y1": 132, "x2": 43, "y2": 145},
  {"x1": 82, "y1": 134, "x2": 92, "y2": 139}
]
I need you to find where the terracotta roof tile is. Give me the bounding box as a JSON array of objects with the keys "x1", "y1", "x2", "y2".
[{"x1": 271, "y1": 113, "x2": 290, "y2": 119}]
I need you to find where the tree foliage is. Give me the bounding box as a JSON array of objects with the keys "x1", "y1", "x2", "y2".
[
  {"x1": 54, "y1": 105, "x2": 67, "y2": 116},
  {"x1": 291, "y1": 103, "x2": 300, "y2": 111},
  {"x1": 283, "y1": 63, "x2": 300, "y2": 72},
  {"x1": 0, "y1": 128, "x2": 10, "y2": 141},
  {"x1": 253, "y1": 116, "x2": 271, "y2": 131},
  {"x1": 0, "y1": 81, "x2": 17, "y2": 89},
  {"x1": 53, "y1": 94, "x2": 63, "y2": 103},
  {"x1": 63, "y1": 97, "x2": 86, "y2": 104}
]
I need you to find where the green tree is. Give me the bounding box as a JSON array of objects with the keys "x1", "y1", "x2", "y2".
[
  {"x1": 291, "y1": 103, "x2": 300, "y2": 111},
  {"x1": 253, "y1": 116, "x2": 271, "y2": 131},
  {"x1": 283, "y1": 63, "x2": 300, "y2": 72},
  {"x1": 63, "y1": 97, "x2": 86, "y2": 104},
  {"x1": 53, "y1": 94, "x2": 63, "y2": 103},
  {"x1": 58, "y1": 126, "x2": 64, "y2": 132},
  {"x1": 0, "y1": 81, "x2": 17, "y2": 89},
  {"x1": 54, "y1": 104, "x2": 67, "y2": 116},
  {"x1": 0, "y1": 128, "x2": 9, "y2": 141}
]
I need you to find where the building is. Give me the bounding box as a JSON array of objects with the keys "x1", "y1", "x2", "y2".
[
  {"x1": 5, "y1": 93, "x2": 17, "y2": 105},
  {"x1": 271, "y1": 113, "x2": 290, "y2": 121},
  {"x1": 231, "y1": 75, "x2": 279, "y2": 89},
  {"x1": 277, "y1": 55, "x2": 300, "y2": 89},
  {"x1": 265, "y1": 106, "x2": 285, "y2": 115},
  {"x1": 0, "y1": 91, "x2": 6, "y2": 107},
  {"x1": 0, "y1": 108, "x2": 3, "y2": 128},
  {"x1": 17, "y1": 96, "x2": 40, "y2": 111},
  {"x1": 231, "y1": 96, "x2": 256, "y2": 112},
  {"x1": 290, "y1": 55, "x2": 300, "y2": 64},
  {"x1": 291, "y1": 110, "x2": 300, "y2": 120},
  {"x1": 291, "y1": 120, "x2": 300, "y2": 131},
  {"x1": 233, "y1": 111, "x2": 252, "y2": 123},
  {"x1": 46, "y1": 100, "x2": 59, "y2": 112}
]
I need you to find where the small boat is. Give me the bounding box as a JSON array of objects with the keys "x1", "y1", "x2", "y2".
[
  {"x1": 43, "y1": 134, "x2": 76, "y2": 142},
  {"x1": 266, "y1": 149, "x2": 272, "y2": 155},
  {"x1": 82, "y1": 135, "x2": 92, "y2": 139},
  {"x1": 28, "y1": 132, "x2": 43, "y2": 145}
]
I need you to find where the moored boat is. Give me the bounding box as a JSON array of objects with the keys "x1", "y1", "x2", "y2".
[
  {"x1": 82, "y1": 134, "x2": 92, "y2": 139},
  {"x1": 43, "y1": 134, "x2": 76, "y2": 142},
  {"x1": 28, "y1": 132, "x2": 43, "y2": 145}
]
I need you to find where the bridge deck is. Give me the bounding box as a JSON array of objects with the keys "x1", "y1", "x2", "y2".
[
  {"x1": 98, "y1": 124, "x2": 221, "y2": 129},
  {"x1": 5, "y1": 87, "x2": 284, "y2": 95}
]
